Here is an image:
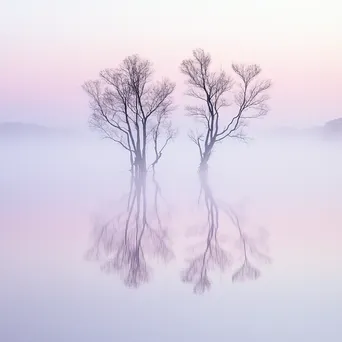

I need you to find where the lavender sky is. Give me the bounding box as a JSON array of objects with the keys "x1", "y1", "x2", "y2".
[{"x1": 1, "y1": 0, "x2": 341, "y2": 130}]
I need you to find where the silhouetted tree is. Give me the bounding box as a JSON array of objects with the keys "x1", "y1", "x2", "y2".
[
  {"x1": 180, "y1": 49, "x2": 271, "y2": 172},
  {"x1": 83, "y1": 55, "x2": 176, "y2": 179}
]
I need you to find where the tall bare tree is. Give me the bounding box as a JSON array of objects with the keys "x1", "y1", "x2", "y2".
[
  {"x1": 180, "y1": 49, "x2": 271, "y2": 172},
  {"x1": 83, "y1": 55, "x2": 176, "y2": 179}
]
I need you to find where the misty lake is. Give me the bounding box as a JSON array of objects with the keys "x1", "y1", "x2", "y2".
[{"x1": 1, "y1": 137, "x2": 341, "y2": 341}]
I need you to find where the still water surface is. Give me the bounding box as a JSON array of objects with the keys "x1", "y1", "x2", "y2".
[{"x1": 1, "y1": 139, "x2": 341, "y2": 341}]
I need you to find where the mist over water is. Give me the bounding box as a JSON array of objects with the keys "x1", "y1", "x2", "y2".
[
  {"x1": 1, "y1": 135, "x2": 341, "y2": 341},
  {"x1": 2, "y1": 0, "x2": 342, "y2": 339}
]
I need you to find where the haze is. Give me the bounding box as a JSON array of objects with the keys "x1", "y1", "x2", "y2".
[
  {"x1": 1, "y1": 1, "x2": 342, "y2": 341},
  {"x1": 1, "y1": 0, "x2": 341, "y2": 128}
]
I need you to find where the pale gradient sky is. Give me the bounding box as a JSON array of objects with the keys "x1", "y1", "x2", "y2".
[{"x1": 1, "y1": 0, "x2": 341, "y2": 129}]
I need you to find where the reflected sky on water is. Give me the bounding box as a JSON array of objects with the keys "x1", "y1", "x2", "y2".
[{"x1": 1, "y1": 139, "x2": 341, "y2": 341}]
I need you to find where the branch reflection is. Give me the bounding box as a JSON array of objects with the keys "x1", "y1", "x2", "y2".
[
  {"x1": 86, "y1": 172, "x2": 173, "y2": 288},
  {"x1": 181, "y1": 171, "x2": 232, "y2": 294},
  {"x1": 222, "y1": 205, "x2": 272, "y2": 283},
  {"x1": 182, "y1": 170, "x2": 271, "y2": 293}
]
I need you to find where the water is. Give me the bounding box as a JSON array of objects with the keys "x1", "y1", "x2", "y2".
[{"x1": 0, "y1": 137, "x2": 341, "y2": 341}]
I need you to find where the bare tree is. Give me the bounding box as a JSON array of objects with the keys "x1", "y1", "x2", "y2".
[
  {"x1": 83, "y1": 55, "x2": 176, "y2": 179},
  {"x1": 180, "y1": 49, "x2": 271, "y2": 172},
  {"x1": 150, "y1": 111, "x2": 177, "y2": 173}
]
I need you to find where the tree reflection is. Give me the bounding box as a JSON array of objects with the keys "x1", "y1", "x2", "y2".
[
  {"x1": 222, "y1": 206, "x2": 272, "y2": 283},
  {"x1": 182, "y1": 170, "x2": 271, "y2": 293},
  {"x1": 86, "y1": 172, "x2": 173, "y2": 288},
  {"x1": 86, "y1": 169, "x2": 271, "y2": 292},
  {"x1": 181, "y1": 170, "x2": 232, "y2": 294}
]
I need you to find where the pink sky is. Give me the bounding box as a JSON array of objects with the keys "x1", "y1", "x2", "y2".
[{"x1": 1, "y1": 0, "x2": 341, "y2": 128}]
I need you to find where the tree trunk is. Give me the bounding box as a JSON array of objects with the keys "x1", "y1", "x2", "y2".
[
  {"x1": 199, "y1": 147, "x2": 212, "y2": 173},
  {"x1": 199, "y1": 159, "x2": 208, "y2": 173}
]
